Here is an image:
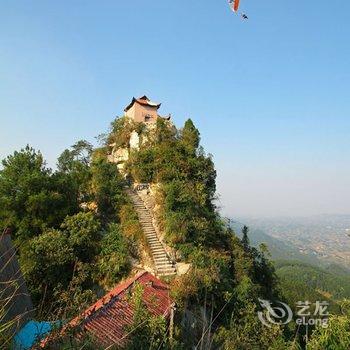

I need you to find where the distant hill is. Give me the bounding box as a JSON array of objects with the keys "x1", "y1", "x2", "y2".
[
  {"x1": 275, "y1": 260, "x2": 350, "y2": 314},
  {"x1": 276, "y1": 260, "x2": 350, "y2": 298},
  {"x1": 231, "y1": 220, "x2": 350, "y2": 312},
  {"x1": 236, "y1": 215, "x2": 350, "y2": 270},
  {"x1": 230, "y1": 220, "x2": 321, "y2": 266}
]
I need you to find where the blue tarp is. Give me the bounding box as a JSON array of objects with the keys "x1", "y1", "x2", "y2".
[{"x1": 14, "y1": 320, "x2": 55, "y2": 350}]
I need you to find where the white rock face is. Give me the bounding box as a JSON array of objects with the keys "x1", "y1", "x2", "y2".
[
  {"x1": 108, "y1": 148, "x2": 129, "y2": 172},
  {"x1": 176, "y1": 262, "x2": 191, "y2": 276},
  {"x1": 113, "y1": 148, "x2": 129, "y2": 163},
  {"x1": 129, "y1": 130, "x2": 140, "y2": 150}
]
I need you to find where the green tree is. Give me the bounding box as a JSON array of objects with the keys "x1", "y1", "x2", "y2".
[
  {"x1": 181, "y1": 118, "x2": 200, "y2": 152},
  {"x1": 307, "y1": 314, "x2": 350, "y2": 349},
  {"x1": 61, "y1": 212, "x2": 101, "y2": 263},
  {"x1": 241, "y1": 225, "x2": 250, "y2": 252},
  {"x1": 20, "y1": 229, "x2": 75, "y2": 304},
  {"x1": 214, "y1": 302, "x2": 294, "y2": 350},
  {"x1": 57, "y1": 140, "x2": 93, "y2": 203},
  {"x1": 96, "y1": 223, "x2": 130, "y2": 288},
  {"x1": 0, "y1": 146, "x2": 77, "y2": 243},
  {"x1": 125, "y1": 283, "x2": 168, "y2": 350},
  {"x1": 91, "y1": 154, "x2": 125, "y2": 221}
]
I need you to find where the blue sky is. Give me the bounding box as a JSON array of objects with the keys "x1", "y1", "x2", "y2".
[{"x1": 1, "y1": 0, "x2": 349, "y2": 217}]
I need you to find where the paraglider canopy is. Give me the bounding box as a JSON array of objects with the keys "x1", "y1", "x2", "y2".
[{"x1": 229, "y1": 0, "x2": 240, "y2": 12}]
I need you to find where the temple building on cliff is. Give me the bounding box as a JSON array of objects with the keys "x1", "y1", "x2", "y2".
[{"x1": 108, "y1": 95, "x2": 171, "y2": 171}]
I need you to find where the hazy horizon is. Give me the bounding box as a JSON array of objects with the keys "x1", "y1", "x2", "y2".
[{"x1": 1, "y1": 1, "x2": 349, "y2": 218}]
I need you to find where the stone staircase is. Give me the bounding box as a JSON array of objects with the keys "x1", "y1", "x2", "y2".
[{"x1": 126, "y1": 189, "x2": 176, "y2": 276}]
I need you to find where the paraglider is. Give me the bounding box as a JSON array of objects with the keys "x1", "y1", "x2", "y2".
[
  {"x1": 228, "y1": 0, "x2": 248, "y2": 19},
  {"x1": 229, "y1": 0, "x2": 240, "y2": 12}
]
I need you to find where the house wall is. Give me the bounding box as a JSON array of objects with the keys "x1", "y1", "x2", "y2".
[
  {"x1": 125, "y1": 104, "x2": 136, "y2": 120},
  {"x1": 126, "y1": 103, "x2": 159, "y2": 123},
  {"x1": 0, "y1": 233, "x2": 34, "y2": 330}
]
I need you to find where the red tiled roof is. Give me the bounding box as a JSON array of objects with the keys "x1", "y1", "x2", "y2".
[
  {"x1": 124, "y1": 95, "x2": 161, "y2": 112},
  {"x1": 41, "y1": 271, "x2": 172, "y2": 348}
]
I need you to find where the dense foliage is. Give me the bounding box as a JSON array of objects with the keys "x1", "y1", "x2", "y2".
[
  {"x1": 0, "y1": 142, "x2": 135, "y2": 319},
  {"x1": 0, "y1": 146, "x2": 78, "y2": 243},
  {"x1": 2, "y1": 117, "x2": 350, "y2": 349},
  {"x1": 127, "y1": 118, "x2": 219, "y2": 255},
  {"x1": 276, "y1": 260, "x2": 350, "y2": 303},
  {"x1": 120, "y1": 118, "x2": 286, "y2": 347}
]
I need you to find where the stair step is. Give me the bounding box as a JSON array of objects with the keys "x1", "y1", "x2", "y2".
[
  {"x1": 127, "y1": 190, "x2": 178, "y2": 276},
  {"x1": 157, "y1": 269, "x2": 176, "y2": 274},
  {"x1": 149, "y1": 246, "x2": 163, "y2": 251},
  {"x1": 149, "y1": 243, "x2": 163, "y2": 248},
  {"x1": 157, "y1": 268, "x2": 176, "y2": 274},
  {"x1": 154, "y1": 256, "x2": 170, "y2": 261},
  {"x1": 154, "y1": 260, "x2": 172, "y2": 264},
  {"x1": 156, "y1": 265, "x2": 174, "y2": 269},
  {"x1": 150, "y1": 247, "x2": 165, "y2": 252},
  {"x1": 154, "y1": 260, "x2": 172, "y2": 265},
  {"x1": 156, "y1": 264, "x2": 173, "y2": 272},
  {"x1": 153, "y1": 252, "x2": 168, "y2": 256},
  {"x1": 153, "y1": 255, "x2": 168, "y2": 260}
]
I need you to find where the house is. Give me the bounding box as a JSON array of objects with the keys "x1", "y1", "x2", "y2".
[
  {"x1": 40, "y1": 271, "x2": 173, "y2": 348},
  {"x1": 0, "y1": 229, "x2": 34, "y2": 341},
  {"x1": 108, "y1": 95, "x2": 171, "y2": 171},
  {"x1": 124, "y1": 95, "x2": 170, "y2": 124}
]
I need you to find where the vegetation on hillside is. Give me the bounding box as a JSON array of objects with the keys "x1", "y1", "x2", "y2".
[
  {"x1": 276, "y1": 260, "x2": 350, "y2": 303},
  {"x1": 0, "y1": 142, "x2": 137, "y2": 321},
  {"x1": 1, "y1": 116, "x2": 350, "y2": 348}
]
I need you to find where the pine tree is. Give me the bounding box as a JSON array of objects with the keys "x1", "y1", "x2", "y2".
[
  {"x1": 181, "y1": 118, "x2": 200, "y2": 152},
  {"x1": 241, "y1": 225, "x2": 250, "y2": 252}
]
